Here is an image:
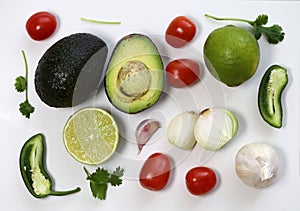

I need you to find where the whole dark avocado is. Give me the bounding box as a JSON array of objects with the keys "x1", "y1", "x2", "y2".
[
  {"x1": 35, "y1": 33, "x2": 107, "y2": 107},
  {"x1": 105, "y1": 34, "x2": 164, "y2": 114}
]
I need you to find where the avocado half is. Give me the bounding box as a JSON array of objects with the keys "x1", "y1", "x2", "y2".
[
  {"x1": 105, "y1": 34, "x2": 164, "y2": 114},
  {"x1": 35, "y1": 33, "x2": 108, "y2": 107}
]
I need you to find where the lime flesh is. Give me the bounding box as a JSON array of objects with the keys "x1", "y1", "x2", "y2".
[{"x1": 63, "y1": 107, "x2": 119, "y2": 165}]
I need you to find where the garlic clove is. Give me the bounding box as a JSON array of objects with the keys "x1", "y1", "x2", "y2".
[
  {"x1": 235, "y1": 142, "x2": 279, "y2": 188},
  {"x1": 136, "y1": 119, "x2": 161, "y2": 154}
]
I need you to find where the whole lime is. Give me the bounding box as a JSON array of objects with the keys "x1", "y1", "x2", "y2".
[{"x1": 203, "y1": 25, "x2": 260, "y2": 87}]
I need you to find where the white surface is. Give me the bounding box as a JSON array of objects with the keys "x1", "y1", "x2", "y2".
[{"x1": 1, "y1": 0, "x2": 300, "y2": 210}]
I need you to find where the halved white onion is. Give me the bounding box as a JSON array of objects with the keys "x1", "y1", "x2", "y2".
[
  {"x1": 194, "y1": 108, "x2": 238, "y2": 151},
  {"x1": 167, "y1": 111, "x2": 198, "y2": 150}
]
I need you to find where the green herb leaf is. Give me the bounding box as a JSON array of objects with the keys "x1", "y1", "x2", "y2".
[
  {"x1": 253, "y1": 25, "x2": 263, "y2": 40},
  {"x1": 109, "y1": 167, "x2": 124, "y2": 186},
  {"x1": 205, "y1": 14, "x2": 285, "y2": 44},
  {"x1": 254, "y1": 14, "x2": 268, "y2": 26},
  {"x1": 19, "y1": 100, "x2": 35, "y2": 118},
  {"x1": 84, "y1": 166, "x2": 124, "y2": 201},
  {"x1": 14, "y1": 76, "x2": 26, "y2": 92},
  {"x1": 255, "y1": 24, "x2": 284, "y2": 44},
  {"x1": 89, "y1": 168, "x2": 110, "y2": 184},
  {"x1": 112, "y1": 166, "x2": 125, "y2": 177},
  {"x1": 90, "y1": 182, "x2": 108, "y2": 200}
]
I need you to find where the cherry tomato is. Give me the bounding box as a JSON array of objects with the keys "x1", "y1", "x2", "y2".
[
  {"x1": 165, "y1": 16, "x2": 196, "y2": 48},
  {"x1": 26, "y1": 11, "x2": 57, "y2": 41},
  {"x1": 185, "y1": 166, "x2": 217, "y2": 195},
  {"x1": 166, "y1": 59, "x2": 201, "y2": 88},
  {"x1": 139, "y1": 153, "x2": 171, "y2": 191}
]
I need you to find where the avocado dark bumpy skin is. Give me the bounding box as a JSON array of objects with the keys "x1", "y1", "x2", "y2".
[
  {"x1": 105, "y1": 34, "x2": 164, "y2": 114},
  {"x1": 35, "y1": 33, "x2": 108, "y2": 107}
]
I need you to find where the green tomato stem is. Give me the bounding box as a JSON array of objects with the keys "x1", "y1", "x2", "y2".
[
  {"x1": 205, "y1": 14, "x2": 253, "y2": 25},
  {"x1": 81, "y1": 17, "x2": 121, "y2": 25},
  {"x1": 83, "y1": 166, "x2": 91, "y2": 178},
  {"x1": 21, "y1": 50, "x2": 29, "y2": 101}
]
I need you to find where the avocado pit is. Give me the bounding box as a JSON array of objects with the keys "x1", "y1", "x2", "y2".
[{"x1": 117, "y1": 60, "x2": 151, "y2": 100}]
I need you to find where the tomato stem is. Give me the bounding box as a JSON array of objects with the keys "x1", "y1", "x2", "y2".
[
  {"x1": 21, "y1": 50, "x2": 29, "y2": 101},
  {"x1": 205, "y1": 14, "x2": 253, "y2": 25},
  {"x1": 80, "y1": 17, "x2": 121, "y2": 25}
]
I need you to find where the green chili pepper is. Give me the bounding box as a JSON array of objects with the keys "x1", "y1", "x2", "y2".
[
  {"x1": 258, "y1": 64, "x2": 288, "y2": 128},
  {"x1": 19, "y1": 133, "x2": 81, "y2": 198}
]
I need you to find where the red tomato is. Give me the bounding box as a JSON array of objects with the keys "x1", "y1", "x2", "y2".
[
  {"x1": 166, "y1": 59, "x2": 201, "y2": 88},
  {"x1": 165, "y1": 16, "x2": 196, "y2": 48},
  {"x1": 185, "y1": 166, "x2": 217, "y2": 195},
  {"x1": 26, "y1": 11, "x2": 57, "y2": 41},
  {"x1": 139, "y1": 153, "x2": 171, "y2": 191}
]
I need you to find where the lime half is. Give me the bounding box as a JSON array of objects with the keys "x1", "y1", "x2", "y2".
[{"x1": 63, "y1": 107, "x2": 119, "y2": 165}]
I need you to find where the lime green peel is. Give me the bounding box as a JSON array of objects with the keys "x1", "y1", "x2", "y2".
[{"x1": 81, "y1": 17, "x2": 121, "y2": 25}]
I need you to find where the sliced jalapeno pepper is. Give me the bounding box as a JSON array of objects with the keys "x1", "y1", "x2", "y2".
[
  {"x1": 19, "y1": 133, "x2": 81, "y2": 198},
  {"x1": 258, "y1": 65, "x2": 288, "y2": 128}
]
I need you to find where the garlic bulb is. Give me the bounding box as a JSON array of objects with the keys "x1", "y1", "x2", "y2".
[
  {"x1": 194, "y1": 108, "x2": 238, "y2": 151},
  {"x1": 167, "y1": 111, "x2": 198, "y2": 150},
  {"x1": 235, "y1": 142, "x2": 279, "y2": 188}
]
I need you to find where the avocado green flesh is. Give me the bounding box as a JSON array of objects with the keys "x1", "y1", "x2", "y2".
[
  {"x1": 105, "y1": 34, "x2": 164, "y2": 113},
  {"x1": 35, "y1": 33, "x2": 107, "y2": 108}
]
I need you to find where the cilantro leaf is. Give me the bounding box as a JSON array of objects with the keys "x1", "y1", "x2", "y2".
[
  {"x1": 110, "y1": 166, "x2": 124, "y2": 186},
  {"x1": 109, "y1": 175, "x2": 123, "y2": 187},
  {"x1": 14, "y1": 76, "x2": 26, "y2": 92},
  {"x1": 84, "y1": 166, "x2": 124, "y2": 201},
  {"x1": 90, "y1": 182, "x2": 108, "y2": 200},
  {"x1": 254, "y1": 14, "x2": 268, "y2": 26},
  {"x1": 253, "y1": 25, "x2": 263, "y2": 40},
  {"x1": 205, "y1": 14, "x2": 285, "y2": 44},
  {"x1": 112, "y1": 166, "x2": 125, "y2": 177},
  {"x1": 15, "y1": 50, "x2": 35, "y2": 118},
  {"x1": 19, "y1": 100, "x2": 35, "y2": 118},
  {"x1": 255, "y1": 24, "x2": 285, "y2": 44},
  {"x1": 89, "y1": 168, "x2": 110, "y2": 184}
]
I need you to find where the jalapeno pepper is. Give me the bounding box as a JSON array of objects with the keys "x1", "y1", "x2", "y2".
[
  {"x1": 258, "y1": 65, "x2": 288, "y2": 128},
  {"x1": 19, "y1": 133, "x2": 81, "y2": 198}
]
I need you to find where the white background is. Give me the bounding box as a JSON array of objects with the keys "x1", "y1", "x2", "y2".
[{"x1": 1, "y1": 0, "x2": 300, "y2": 210}]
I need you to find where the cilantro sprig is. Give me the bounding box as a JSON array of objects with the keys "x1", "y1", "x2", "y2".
[
  {"x1": 84, "y1": 166, "x2": 124, "y2": 200},
  {"x1": 14, "y1": 50, "x2": 35, "y2": 118},
  {"x1": 205, "y1": 14, "x2": 285, "y2": 44}
]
